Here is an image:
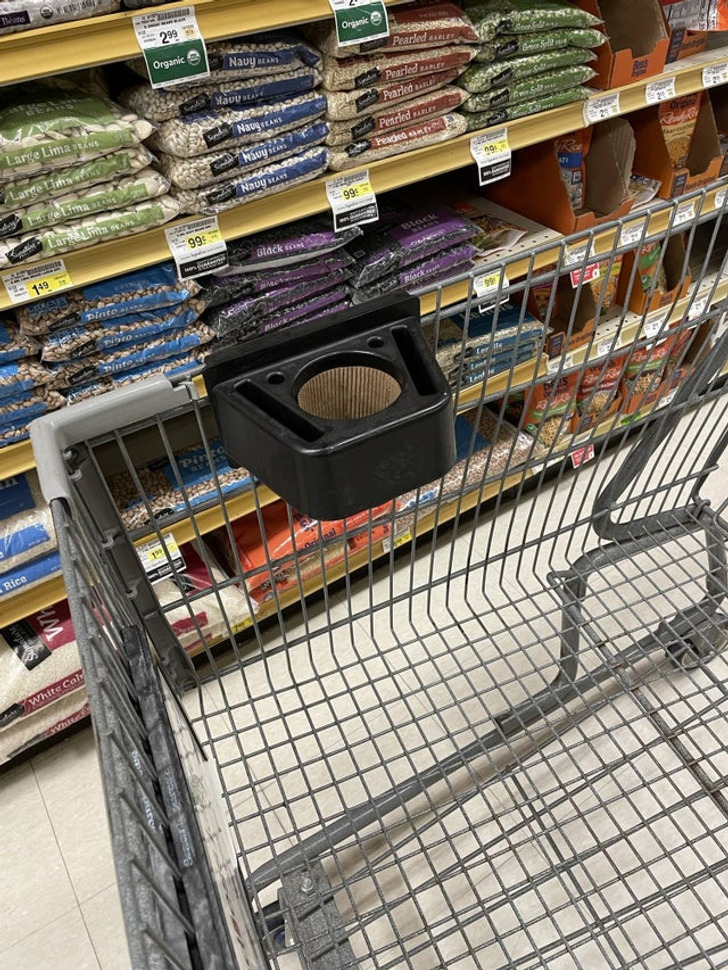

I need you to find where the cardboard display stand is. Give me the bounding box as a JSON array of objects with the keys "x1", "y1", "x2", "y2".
[
  {"x1": 616, "y1": 233, "x2": 691, "y2": 315},
  {"x1": 577, "y1": 0, "x2": 669, "y2": 88}
]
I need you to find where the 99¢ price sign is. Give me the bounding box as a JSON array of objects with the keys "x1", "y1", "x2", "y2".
[
  {"x1": 326, "y1": 169, "x2": 379, "y2": 232},
  {"x1": 470, "y1": 127, "x2": 511, "y2": 186},
  {"x1": 133, "y1": 6, "x2": 209, "y2": 89},
  {"x1": 165, "y1": 216, "x2": 228, "y2": 279}
]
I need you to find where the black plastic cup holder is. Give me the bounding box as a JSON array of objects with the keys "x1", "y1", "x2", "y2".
[{"x1": 204, "y1": 292, "x2": 456, "y2": 520}]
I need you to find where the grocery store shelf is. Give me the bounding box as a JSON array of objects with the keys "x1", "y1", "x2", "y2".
[
  {"x1": 4, "y1": 46, "x2": 728, "y2": 311},
  {"x1": 1, "y1": 573, "x2": 67, "y2": 627},
  {"x1": 0, "y1": 0, "x2": 406, "y2": 85},
  {"x1": 0, "y1": 438, "x2": 36, "y2": 480}
]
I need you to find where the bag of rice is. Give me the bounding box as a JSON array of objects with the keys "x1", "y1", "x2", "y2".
[
  {"x1": 0, "y1": 600, "x2": 82, "y2": 732},
  {"x1": 465, "y1": 0, "x2": 602, "y2": 43},
  {"x1": 326, "y1": 87, "x2": 467, "y2": 144},
  {"x1": 473, "y1": 25, "x2": 605, "y2": 62},
  {"x1": 148, "y1": 541, "x2": 256, "y2": 653},
  {"x1": 120, "y1": 67, "x2": 323, "y2": 123},
  {"x1": 0, "y1": 93, "x2": 155, "y2": 181},
  {"x1": 0, "y1": 196, "x2": 180, "y2": 268},
  {"x1": 159, "y1": 121, "x2": 329, "y2": 190},
  {"x1": 0, "y1": 547, "x2": 62, "y2": 598},
  {"x1": 464, "y1": 86, "x2": 588, "y2": 130},
  {"x1": 328, "y1": 112, "x2": 468, "y2": 170},
  {"x1": 0, "y1": 168, "x2": 170, "y2": 240},
  {"x1": 0, "y1": 145, "x2": 154, "y2": 213},
  {"x1": 0, "y1": 471, "x2": 55, "y2": 575},
  {"x1": 39, "y1": 298, "x2": 206, "y2": 363},
  {"x1": 321, "y1": 45, "x2": 476, "y2": 92},
  {"x1": 109, "y1": 440, "x2": 252, "y2": 530},
  {"x1": 458, "y1": 46, "x2": 595, "y2": 93},
  {"x1": 461, "y1": 64, "x2": 595, "y2": 112},
  {"x1": 308, "y1": 1, "x2": 479, "y2": 57},
  {"x1": 148, "y1": 93, "x2": 327, "y2": 158},
  {"x1": 0, "y1": 0, "x2": 118, "y2": 34},
  {"x1": 0, "y1": 691, "x2": 89, "y2": 765},
  {"x1": 171, "y1": 146, "x2": 329, "y2": 214},
  {"x1": 225, "y1": 215, "x2": 362, "y2": 272},
  {"x1": 127, "y1": 31, "x2": 321, "y2": 88},
  {"x1": 326, "y1": 67, "x2": 462, "y2": 120},
  {"x1": 16, "y1": 262, "x2": 202, "y2": 334},
  {"x1": 0, "y1": 319, "x2": 39, "y2": 362}
]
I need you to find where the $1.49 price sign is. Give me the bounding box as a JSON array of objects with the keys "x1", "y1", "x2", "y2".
[
  {"x1": 165, "y1": 216, "x2": 228, "y2": 279},
  {"x1": 133, "y1": 6, "x2": 209, "y2": 89},
  {"x1": 2, "y1": 258, "x2": 73, "y2": 305},
  {"x1": 470, "y1": 127, "x2": 511, "y2": 186},
  {"x1": 326, "y1": 169, "x2": 379, "y2": 232}
]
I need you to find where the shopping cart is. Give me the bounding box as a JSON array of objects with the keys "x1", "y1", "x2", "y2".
[{"x1": 31, "y1": 187, "x2": 728, "y2": 969}]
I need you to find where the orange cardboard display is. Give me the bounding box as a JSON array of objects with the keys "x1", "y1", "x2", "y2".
[
  {"x1": 666, "y1": 27, "x2": 708, "y2": 62},
  {"x1": 616, "y1": 233, "x2": 691, "y2": 315},
  {"x1": 707, "y1": 85, "x2": 728, "y2": 178},
  {"x1": 489, "y1": 119, "x2": 634, "y2": 237},
  {"x1": 631, "y1": 93, "x2": 724, "y2": 198},
  {"x1": 576, "y1": 0, "x2": 669, "y2": 88}
]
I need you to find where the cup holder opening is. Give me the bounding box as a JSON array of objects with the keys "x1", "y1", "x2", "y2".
[{"x1": 296, "y1": 365, "x2": 402, "y2": 421}]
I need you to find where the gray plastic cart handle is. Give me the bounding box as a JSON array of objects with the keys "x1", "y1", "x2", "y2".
[{"x1": 31, "y1": 376, "x2": 193, "y2": 504}]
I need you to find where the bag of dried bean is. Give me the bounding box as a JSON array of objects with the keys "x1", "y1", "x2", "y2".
[{"x1": 0, "y1": 319, "x2": 38, "y2": 363}]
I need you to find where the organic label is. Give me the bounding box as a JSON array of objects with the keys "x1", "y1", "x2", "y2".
[
  {"x1": 133, "y1": 7, "x2": 209, "y2": 89},
  {"x1": 326, "y1": 169, "x2": 379, "y2": 232},
  {"x1": 470, "y1": 127, "x2": 511, "y2": 186},
  {"x1": 2, "y1": 259, "x2": 72, "y2": 305},
  {"x1": 570, "y1": 262, "x2": 600, "y2": 288},
  {"x1": 619, "y1": 218, "x2": 647, "y2": 248},
  {"x1": 645, "y1": 76, "x2": 676, "y2": 105},
  {"x1": 583, "y1": 91, "x2": 621, "y2": 125},
  {"x1": 570, "y1": 443, "x2": 595, "y2": 469},
  {"x1": 329, "y1": 0, "x2": 389, "y2": 47},
  {"x1": 703, "y1": 63, "x2": 728, "y2": 88},
  {"x1": 137, "y1": 534, "x2": 185, "y2": 585},
  {"x1": 165, "y1": 215, "x2": 228, "y2": 279}
]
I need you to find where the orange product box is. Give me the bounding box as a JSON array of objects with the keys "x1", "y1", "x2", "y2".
[
  {"x1": 576, "y1": 0, "x2": 669, "y2": 89},
  {"x1": 616, "y1": 233, "x2": 691, "y2": 315},
  {"x1": 630, "y1": 93, "x2": 724, "y2": 199}
]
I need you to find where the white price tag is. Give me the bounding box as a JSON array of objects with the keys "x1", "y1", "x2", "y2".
[
  {"x1": 165, "y1": 215, "x2": 228, "y2": 280},
  {"x1": 596, "y1": 338, "x2": 613, "y2": 359},
  {"x1": 547, "y1": 353, "x2": 574, "y2": 375},
  {"x1": 703, "y1": 63, "x2": 728, "y2": 88},
  {"x1": 2, "y1": 258, "x2": 72, "y2": 305},
  {"x1": 137, "y1": 534, "x2": 185, "y2": 584},
  {"x1": 570, "y1": 443, "x2": 595, "y2": 469},
  {"x1": 675, "y1": 200, "x2": 695, "y2": 226},
  {"x1": 326, "y1": 169, "x2": 379, "y2": 232},
  {"x1": 645, "y1": 76, "x2": 676, "y2": 105},
  {"x1": 642, "y1": 316, "x2": 662, "y2": 339},
  {"x1": 715, "y1": 187, "x2": 727, "y2": 211},
  {"x1": 132, "y1": 7, "x2": 209, "y2": 89},
  {"x1": 619, "y1": 218, "x2": 647, "y2": 248},
  {"x1": 328, "y1": 0, "x2": 389, "y2": 48},
  {"x1": 470, "y1": 127, "x2": 511, "y2": 186},
  {"x1": 565, "y1": 243, "x2": 590, "y2": 267},
  {"x1": 473, "y1": 269, "x2": 509, "y2": 310},
  {"x1": 688, "y1": 294, "x2": 709, "y2": 321},
  {"x1": 583, "y1": 91, "x2": 621, "y2": 125},
  {"x1": 659, "y1": 391, "x2": 676, "y2": 410}
]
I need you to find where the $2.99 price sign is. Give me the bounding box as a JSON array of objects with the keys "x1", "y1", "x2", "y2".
[
  {"x1": 326, "y1": 169, "x2": 379, "y2": 232},
  {"x1": 133, "y1": 6, "x2": 209, "y2": 89},
  {"x1": 165, "y1": 216, "x2": 229, "y2": 280},
  {"x1": 2, "y1": 259, "x2": 73, "y2": 305}
]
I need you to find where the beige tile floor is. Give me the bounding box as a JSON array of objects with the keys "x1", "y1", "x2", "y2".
[{"x1": 0, "y1": 727, "x2": 131, "y2": 970}]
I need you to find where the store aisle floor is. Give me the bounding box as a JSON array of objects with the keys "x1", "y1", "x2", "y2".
[{"x1": 0, "y1": 728, "x2": 130, "y2": 970}]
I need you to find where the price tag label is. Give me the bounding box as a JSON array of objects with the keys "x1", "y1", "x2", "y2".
[
  {"x1": 470, "y1": 127, "x2": 511, "y2": 186},
  {"x1": 715, "y1": 187, "x2": 727, "y2": 211},
  {"x1": 570, "y1": 262, "x2": 601, "y2": 288},
  {"x1": 547, "y1": 353, "x2": 574, "y2": 375},
  {"x1": 473, "y1": 269, "x2": 509, "y2": 310},
  {"x1": 328, "y1": 0, "x2": 389, "y2": 47},
  {"x1": 583, "y1": 91, "x2": 621, "y2": 125},
  {"x1": 326, "y1": 169, "x2": 379, "y2": 232},
  {"x1": 137, "y1": 534, "x2": 185, "y2": 585},
  {"x1": 659, "y1": 391, "x2": 676, "y2": 410},
  {"x1": 133, "y1": 6, "x2": 209, "y2": 89},
  {"x1": 642, "y1": 316, "x2": 662, "y2": 339},
  {"x1": 675, "y1": 200, "x2": 695, "y2": 226},
  {"x1": 596, "y1": 338, "x2": 613, "y2": 359},
  {"x1": 383, "y1": 530, "x2": 412, "y2": 553},
  {"x1": 619, "y1": 218, "x2": 647, "y2": 248},
  {"x1": 2, "y1": 259, "x2": 73, "y2": 305},
  {"x1": 564, "y1": 242, "x2": 591, "y2": 267},
  {"x1": 645, "y1": 76, "x2": 676, "y2": 105},
  {"x1": 688, "y1": 294, "x2": 709, "y2": 321},
  {"x1": 703, "y1": 63, "x2": 728, "y2": 88},
  {"x1": 165, "y1": 215, "x2": 228, "y2": 279},
  {"x1": 570, "y1": 443, "x2": 595, "y2": 469}
]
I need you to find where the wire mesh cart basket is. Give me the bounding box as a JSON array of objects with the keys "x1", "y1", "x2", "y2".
[{"x1": 30, "y1": 193, "x2": 728, "y2": 970}]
